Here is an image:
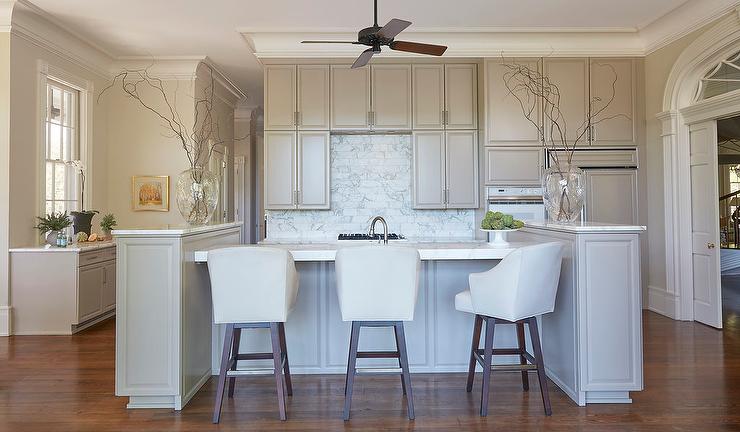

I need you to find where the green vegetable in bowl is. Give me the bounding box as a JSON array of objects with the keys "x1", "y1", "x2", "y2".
[{"x1": 481, "y1": 211, "x2": 524, "y2": 230}]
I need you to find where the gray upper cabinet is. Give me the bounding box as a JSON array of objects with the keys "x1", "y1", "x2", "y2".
[
  {"x1": 543, "y1": 58, "x2": 589, "y2": 144},
  {"x1": 590, "y1": 58, "x2": 636, "y2": 146},
  {"x1": 297, "y1": 131, "x2": 330, "y2": 209},
  {"x1": 485, "y1": 147, "x2": 544, "y2": 186},
  {"x1": 371, "y1": 64, "x2": 412, "y2": 130},
  {"x1": 413, "y1": 131, "x2": 479, "y2": 209},
  {"x1": 298, "y1": 65, "x2": 330, "y2": 130},
  {"x1": 264, "y1": 65, "x2": 297, "y2": 130},
  {"x1": 331, "y1": 65, "x2": 371, "y2": 130},
  {"x1": 412, "y1": 64, "x2": 445, "y2": 129},
  {"x1": 444, "y1": 64, "x2": 477, "y2": 130},
  {"x1": 264, "y1": 131, "x2": 297, "y2": 210},
  {"x1": 486, "y1": 58, "x2": 542, "y2": 145}
]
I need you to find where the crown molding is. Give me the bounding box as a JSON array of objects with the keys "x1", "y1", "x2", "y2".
[
  {"x1": 0, "y1": 1, "x2": 14, "y2": 33},
  {"x1": 198, "y1": 57, "x2": 247, "y2": 106}
]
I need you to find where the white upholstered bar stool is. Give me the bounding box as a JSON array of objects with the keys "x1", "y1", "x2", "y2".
[
  {"x1": 207, "y1": 246, "x2": 299, "y2": 423},
  {"x1": 455, "y1": 242, "x2": 563, "y2": 417},
  {"x1": 335, "y1": 245, "x2": 421, "y2": 421}
]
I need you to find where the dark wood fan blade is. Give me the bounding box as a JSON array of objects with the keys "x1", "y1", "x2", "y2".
[
  {"x1": 377, "y1": 18, "x2": 412, "y2": 39},
  {"x1": 301, "y1": 41, "x2": 358, "y2": 44},
  {"x1": 351, "y1": 48, "x2": 375, "y2": 69},
  {"x1": 390, "y1": 40, "x2": 447, "y2": 56}
]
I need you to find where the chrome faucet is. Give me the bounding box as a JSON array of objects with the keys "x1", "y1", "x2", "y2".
[{"x1": 368, "y1": 216, "x2": 389, "y2": 244}]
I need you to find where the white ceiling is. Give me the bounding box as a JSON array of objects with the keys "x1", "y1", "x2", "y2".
[{"x1": 21, "y1": 0, "x2": 734, "y2": 104}]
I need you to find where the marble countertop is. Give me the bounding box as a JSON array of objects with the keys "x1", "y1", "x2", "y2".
[
  {"x1": 523, "y1": 221, "x2": 646, "y2": 233},
  {"x1": 112, "y1": 221, "x2": 243, "y2": 237},
  {"x1": 10, "y1": 240, "x2": 115, "y2": 253},
  {"x1": 193, "y1": 240, "x2": 531, "y2": 262}
]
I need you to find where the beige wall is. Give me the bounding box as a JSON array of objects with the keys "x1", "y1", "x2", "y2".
[
  {"x1": 8, "y1": 33, "x2": 110, "y2": 248},
  {"x1": 0, "y1": 32, "x2": 11, "y2": 334},
  {"x1": 644, "y1": 26, "x2": 710, "y2": 295}
]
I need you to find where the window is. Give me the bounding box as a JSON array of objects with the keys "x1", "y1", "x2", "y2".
[
  {"x1": 697, "y1": 50, "x2": 740, "y2": 101},
  {"x1": 44, "y1": 79, "x2": 80, "y2": 215}
]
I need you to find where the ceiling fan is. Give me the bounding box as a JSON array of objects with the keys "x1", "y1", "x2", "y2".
[{"x1": 301, "y1": 0, "x2": 448, "y2": 69}]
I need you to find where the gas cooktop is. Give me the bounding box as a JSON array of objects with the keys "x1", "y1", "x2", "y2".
[{"x1": 337, "y1": 233, "x2": 406, "y2": 241}]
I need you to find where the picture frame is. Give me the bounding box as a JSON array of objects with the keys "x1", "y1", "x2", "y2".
[{"x1": 132, "y1": 175, "x2": 169, "y2": 212}]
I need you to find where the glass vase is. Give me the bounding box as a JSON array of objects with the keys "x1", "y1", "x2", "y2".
[
  {"x1": 542, "y1": 163, "x2": 586, "y2": 223},
  {"x1": 176, "y1": 167, "x2": 219, "y2": 225}
]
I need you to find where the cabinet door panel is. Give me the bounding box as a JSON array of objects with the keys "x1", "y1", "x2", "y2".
[
  {"x1": 445, "y1": 64, "x2": 477, "y2": 130},
  {"x1": 590, "y1": 59, "x2": 636, "y2": 146},
  {"x1": 584, "y1": 169, "x2": 638, "y2": 225},
  {"x1": 413, "y1": 132, "x2": 446, "y2": 209},
  {"x1": 298, "y1": 65, "x2": 330, "y2": 130},
  {"x1": 102, "y1": 261, "x2": 116, "y2": 312},
  {"x1": 412, "y1": 64, "x2": 444, "y2": 129},
  {"x1": 78, "y1": 265, "x2": 103, "y2": 323},
  {"x1": 264, "y1": 65, "x2": 296, "y2": 130},
  {"x1": 264, "y1": 131, "x2": 296, "y2": 210},
  {"x1": 371, "y1": 64, "x2": 412, "y2": 130},
  {"x1": 446, "y1": 131, "x2": 479, "y2": 208},
  {"x1": 298, "y1": 131, "x2": 330, "y2": 209},
  {"x1": 331, "y1": 65, "x2": 371, "y2": 130},
  {"x1": 485, "y1": 147, "x2": 543, "y2": 186},
  {"x1": 543, "y1": 58, "x2": 589, "y2": 143},
  {"x1": 486, "y1": 59, "x2": 541, "y2": 145}
]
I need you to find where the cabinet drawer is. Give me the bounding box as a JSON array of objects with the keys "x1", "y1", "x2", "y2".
[
  {"x1": 79, "y1": 247, "x2": 115, "y2": 267},
  {"x1": 485, "y1": 147, "x2": 543, "y2": 186},
  {"x1": 549, "y1": 149, "x2": 637, "y2": 168}
]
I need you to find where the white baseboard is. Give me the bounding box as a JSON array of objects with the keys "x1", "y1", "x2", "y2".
[
  {"x1": 0, "y1": 306, "x2": 10, "y2": 336},
  {"x1": 647, "y1": 286, "x2": 679, "y2": 319}
]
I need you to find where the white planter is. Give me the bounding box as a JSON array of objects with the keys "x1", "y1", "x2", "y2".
[{"x1": 481, "y1": 229, "x2": 519, "y2": 246}]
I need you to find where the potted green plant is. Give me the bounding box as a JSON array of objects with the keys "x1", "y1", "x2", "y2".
[
  {"x1": 34, "y1": 212, "x2": 72, "y2": 246},
  {"x1": 480, "y1": 211, "x2": 524, "y2": 246},
  {"x1": 100, "y1": 213, "x2": 117, "y2": 239},
  {"x1": 66, "y1": 160, "x2": 98, "y2": 235}
]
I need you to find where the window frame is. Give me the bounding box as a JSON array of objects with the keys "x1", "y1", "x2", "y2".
[{"x1": 44, "y1": 79, "x2": 81, "y2": 215}]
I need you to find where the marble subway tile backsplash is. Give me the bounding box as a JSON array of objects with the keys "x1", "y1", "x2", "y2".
[{"x1": 266, "y1": 134, "x2": 475, "y2": 241}]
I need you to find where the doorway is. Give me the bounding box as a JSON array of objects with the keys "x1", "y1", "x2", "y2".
[{"x1": 717, "y1": 115, "x2": 740, "y2": 321}]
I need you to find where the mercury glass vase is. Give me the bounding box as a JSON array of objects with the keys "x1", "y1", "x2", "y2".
[
  {"x1": 176, "y1": 167, "x2": 219, "y2": 225},
  {"x1": 542, "y1": 163, "x2": 586, "y2": 222}
]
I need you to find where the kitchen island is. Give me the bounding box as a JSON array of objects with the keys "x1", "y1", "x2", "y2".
[{"x1": 114, "y1": 221, "x2": 644, "y2": 410}]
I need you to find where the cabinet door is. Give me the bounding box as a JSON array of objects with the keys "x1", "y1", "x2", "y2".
[
  {"x1": 590, "y1": 58, "x2": 636, "y2": 146},
  {"x1": 78, "y1": 264, "x2": 103, "y2": 323},
  {"x1": 264, "y1": 131, "x2": 296, "y2": 210},
  {"x1": 486, "y1": 59, "x2": 541, "y2": 145},
  {"x1": 102, "y1": 261, "x2": 116, "y2": 312},
  {"x1": 543, "y1": 58, "x2": 589, "y2": 144},
  {"x1": 584, "y1": 169, "x2": 638, "y2": 225},
  {"x1": 413, "y1": 131, "x2": 446, "y2": 209},
  {"x1": 446, "y1": 131, "x2": 479, "y2": 208},
  {"x1": 371, "y1": 64, "x2": 412, "y2": 130},
  {"x1": 331, "y1": 65, "x2": 371, "y2": 130},
  {"x1": 445, "y1": 64, "x2": 478, "y2": 130},
  {"x1": 297, "y1": 131, "x2": 330, "y2": 209},
  {"x1": 264, "y1": 65, "x2": 296, "y2": 130},
  {"x1": 412, "y1": 64, "x2": 444, "y2": 129},
  {"x1": 485, "y1": 147, "x2": 543, "y2": 186},
  {"x1": 298, "y1": 65, "x2": 330, "y2": 130}
]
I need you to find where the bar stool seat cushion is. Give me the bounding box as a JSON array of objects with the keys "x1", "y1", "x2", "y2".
[{"x1": 454, "y1": 290, "x2": 474, "y2": 314}]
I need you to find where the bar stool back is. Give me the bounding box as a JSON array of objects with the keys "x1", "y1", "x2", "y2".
[
  {"x1": 335, "y1": 245, "x2": 421, "y2": 420},
  {"x1": 207, "y1": 246, "x2": 299, "y2": 422},
  {"x1": 454, "y1": 242, "x2": 563, "y2": 416}
]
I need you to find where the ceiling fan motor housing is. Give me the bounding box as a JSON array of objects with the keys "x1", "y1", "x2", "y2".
[{"x1": 358, "y1": 26, "x2": 392, "y2": 48}]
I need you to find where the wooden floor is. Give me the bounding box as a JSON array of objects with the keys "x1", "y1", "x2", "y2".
[{"x1": 1, "y1": 311, "x2": 739, "y2": 431}]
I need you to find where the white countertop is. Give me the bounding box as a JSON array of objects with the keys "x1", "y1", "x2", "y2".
[
  {"x1": 112, "y1": 221, "x2": 243, "y2": 237},
  {"x1": 193, "y1": 240, "x2": 531, "y2": 262},
  {"x1": 523, "y1": 221, "x2": 646, "y2": 233},
  {"x1": 10, "y1": 240, "x2": 115, "y2": 253}
]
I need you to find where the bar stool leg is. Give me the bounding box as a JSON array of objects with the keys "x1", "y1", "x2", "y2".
[
  {"x1": 480, "y1": 317, "x2": 495, "y2": 417},
  {"x1": 227, "y1": 327, "x2": 241, "y2": 398},
  {"x1": 343, "y1": 321, "x2": 361, "y2": 421},
  {"x1": 213, "y1": 323, "x2": 234, "y2": 424},
  {"x1": 393, "y1": 324, "x2": 407, "y2": 395},
  {"x1": 528, "y1": 317, "x2": 552, "y2": 416},
  {"x1": 278, "y1": 322, "x2": 293, "y2": 396},
  {"x1": 466, "y1": 314, "x2": 483, "y2": 392},
  {"x1": 395, "y1": 322, "x2": 415, "y2": 420},
  {"x1": 516, "y1": 321, "x2": 530, "y2": 391},
  {"x1": 270, "y1": 323, "x2": 287, "y2": 421}
]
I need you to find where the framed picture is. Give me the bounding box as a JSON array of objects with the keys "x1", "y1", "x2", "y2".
[{"x1": 132, "y1": 175, "x2": 169, "y2": 212}]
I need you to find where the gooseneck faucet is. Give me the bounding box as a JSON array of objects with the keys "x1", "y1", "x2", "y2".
[{"x1": 368, "y1": 216, "x2": 389, "y2": 244}]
